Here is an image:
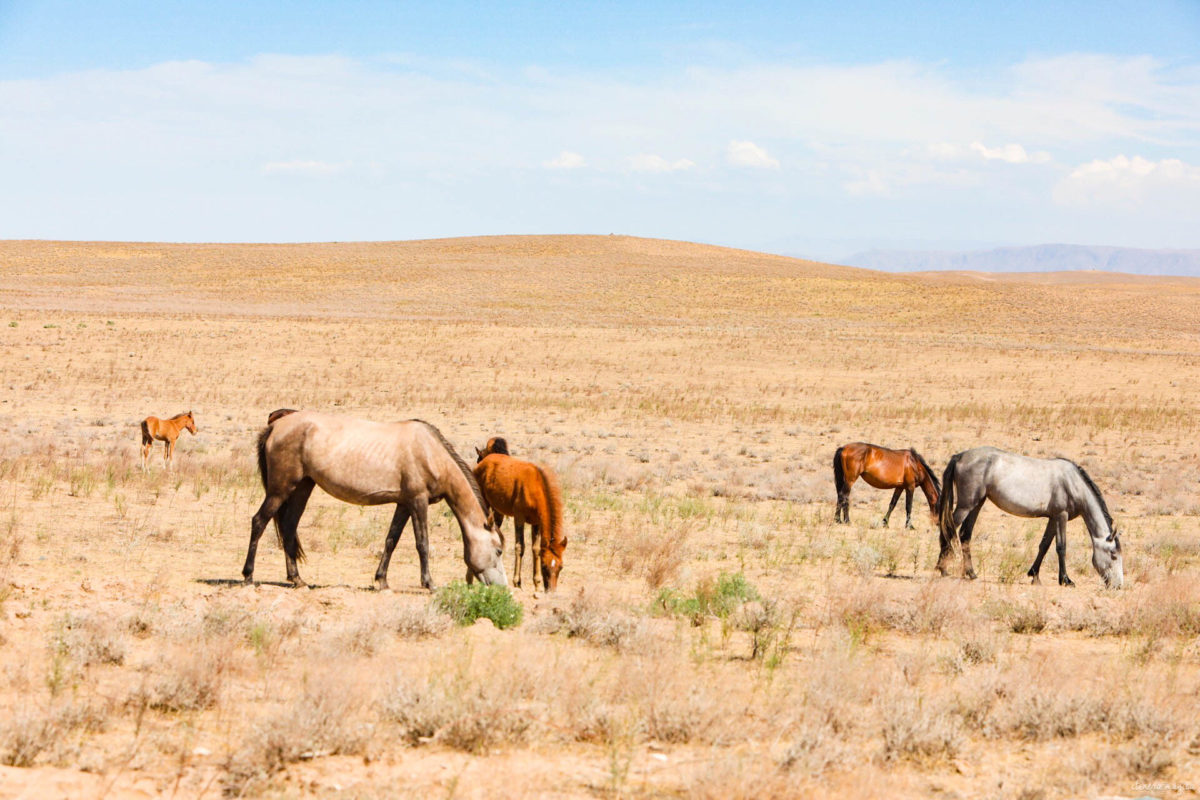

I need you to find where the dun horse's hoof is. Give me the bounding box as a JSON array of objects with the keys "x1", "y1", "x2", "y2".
[
  {"x1": 374, "y1": 579, "x2": 389, "y2": 592},
  {"x1": 241, "y1": 576, "x2": 254, "y2": 586},
  {"x1": 290, "y1": 578, "x2": 307, "y2": 589}
]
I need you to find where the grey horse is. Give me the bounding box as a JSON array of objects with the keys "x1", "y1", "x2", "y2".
[
  {"x1": 937, "y1": 447, "x2": 1122, "y2": 588},
  {"x1": 242, "y1": 410, "x2": 507, "y2": 590}
]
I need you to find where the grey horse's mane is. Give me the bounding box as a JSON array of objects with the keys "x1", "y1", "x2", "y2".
[
  {"x1": 412, "y1": 420, "x2": 491, "y2": 516},
  {"x1": 1068, "y1": 460, "x2": 1113, "y2": 529},
  {"x1": 909, "y1": 449, "x2": 941, "y2": 493}
]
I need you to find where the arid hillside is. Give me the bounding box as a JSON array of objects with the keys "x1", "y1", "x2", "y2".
[{"x1": 0, "y1": 236, "x2": 1198, "y2": 799}]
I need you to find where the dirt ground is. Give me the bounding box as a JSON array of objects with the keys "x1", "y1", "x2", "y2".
[{"x1": 0, "y1": 235, "x2": 1198, "y2": 799}]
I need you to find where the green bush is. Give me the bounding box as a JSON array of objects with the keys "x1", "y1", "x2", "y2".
[
  {"x1": 654, "y1": 571, "x2": 760, "y2": 622},
  {"x1": 434, "y1": 582, "x2": 523, "y2": 630}
]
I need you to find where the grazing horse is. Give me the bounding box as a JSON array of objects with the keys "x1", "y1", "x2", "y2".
[
  {"x1": 242, "y1": 410, "x2": 506, "y2": 590},
  {"x1": 937, "y1": 446, "x2": 1122, "y2": 588},
  {"x1": 473, "y1": 437, "x2": 566, "y2": 591},
  {"x1": 140, "y1": 411, "x2": 197, "y2": 471},
  {"x1": 833, "y1": 442, "x2": 940, "y2": 528}
]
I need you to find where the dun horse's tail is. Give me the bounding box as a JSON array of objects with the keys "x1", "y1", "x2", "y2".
[
  {"x1": 938, "y1": 453, "x2": 961, "y2": 549},
  {"x1": 256, "y1": 417, "x2": 304, "y2": 561},
  {"x1": 832, "y1": 446, "x2": 848, "y2": 501},
  {"x1": 536, "y1": 464, "x2": 566, "y2": 553}
]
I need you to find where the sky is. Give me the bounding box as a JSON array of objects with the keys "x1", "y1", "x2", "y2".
[{"x1": 1, "y1": 1, "x2": 1198, "y2": 260}]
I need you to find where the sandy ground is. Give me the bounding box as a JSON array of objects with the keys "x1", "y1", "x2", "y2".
[{"x1": 0, "y1": 235, "x2": 1198, "y2": 799}]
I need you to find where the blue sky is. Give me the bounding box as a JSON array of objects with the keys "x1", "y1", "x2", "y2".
[{"x1": 1, "y1": 1, "x2": 1198, "y2": 258}]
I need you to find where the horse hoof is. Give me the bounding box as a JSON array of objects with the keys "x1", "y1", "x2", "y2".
[
  {"x1": 965, "y1": 571, "x2": 977, "y2": 580},
  {"x1": 1060, "y1": 578, "x2": 1075, "y2": 587},
  {"x1": 374, "y1": 580, "x2": 389, "y2": 592},
  {"x1": 291, "y1": 578, "x2": 307, "y2": 589},
  {"x1": 241, "y1": 576, "x2": 254, "y2": 586},
  {"x1": 1030, "y1": 576, "x2": 1041, "y2": 586}
]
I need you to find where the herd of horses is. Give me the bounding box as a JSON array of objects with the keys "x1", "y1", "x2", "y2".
[{"x1": 140, "y1": 410, "x2": 1124, "y2": 591}]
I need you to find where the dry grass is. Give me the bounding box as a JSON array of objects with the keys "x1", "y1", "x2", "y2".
[{"x1": 0, "y1": 236, "x2": 1198, "y2": 798}]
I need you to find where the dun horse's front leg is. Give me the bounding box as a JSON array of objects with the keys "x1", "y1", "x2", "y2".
[
  {"x1": 374, "y1": 505, "x2": 411, "y2": 591},
  {"x1": 409, "y1": 498, "x2": 435, "y2": 591}
]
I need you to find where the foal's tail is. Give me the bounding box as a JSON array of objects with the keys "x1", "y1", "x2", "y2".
[
  {"x1": 536, "y1": 464, "x2": 566, "y2": 553},
  {"x1": 140, "y1": 419, "x2": 152, "y2": 446},
  {"x1": 832, "y1": 446, "x2": 848, "y2": 500},
  {"x1": 937, "y1": 453, "x2": 962, "y2": 553}
]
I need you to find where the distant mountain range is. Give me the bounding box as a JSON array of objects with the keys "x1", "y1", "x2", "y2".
[{"x1": 842, "y1": 244, "x2": 1200, "y2": 277}]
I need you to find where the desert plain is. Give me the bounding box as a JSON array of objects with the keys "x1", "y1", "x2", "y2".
[{"x1": 0, "y1": 235, "x2": 1198, "y2": 799}]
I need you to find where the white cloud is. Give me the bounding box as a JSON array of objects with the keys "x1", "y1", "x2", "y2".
[
  {"x1": 261, "y1": 159, "x2": 348, "y2": 176},
  {"x1": 726, "y1": 140, "x2": 779, "y2": 169},
  {"x1": 844, "y1": 170, "x2": 888, "y2": 196},
  {"x1": 969, "y1": 142, "x2": 1051, "y2": 164},
  {"x1": 626, "y1": 153, "x2": 695, "y2": 172},
  {"x1": 544, "y1": 150, "x2": 586, "y2": 169},
  {"x1": 1055, "y1": 154, "x2": 1200, "y2": 206}
]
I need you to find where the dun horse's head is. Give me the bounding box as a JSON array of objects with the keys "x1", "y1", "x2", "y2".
[
  {"x1": 185, "y1": 411, "x2": 197, "y2": 435},
  {"x1": 1093, "y1": 529, "x2": 1123, "y2": 589}
]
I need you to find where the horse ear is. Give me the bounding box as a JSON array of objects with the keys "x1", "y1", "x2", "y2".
[{"x1": 475, "y1": 446, "x2": 484, "y2": 459}]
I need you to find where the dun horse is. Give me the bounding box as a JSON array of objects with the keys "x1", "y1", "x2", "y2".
[
  {"x1": 833, "y1": 442, "x2": 940, "y2": 528},
  {"x1": 937, "y1": 446, "x2": 1122, "y2": 588},
  {"x1": 474, "y1": 437, "x2": 566, "y2": 591},
  {"x1": 242, "y1": 410, "x2": 506, "y2": 589},
  {"x1": 140, "y1": 411, "x2": 197, "y2": 471}
]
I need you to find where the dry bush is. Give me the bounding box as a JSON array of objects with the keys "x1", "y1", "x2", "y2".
[
  {"x1": 0, "y1": 700, "x2": 109, "y2": 767},
  {"x1": 136, "y1": 641, "x2": 237, "y2": 713},
  {"x1": 616, "y1": 520, "x2": 691, "y2": 589},
  {"x1": 381, "y1": 676, "x2": 530, "y2": 754},
  {"x1": 50, "y1": 612, "x2": 127, "y2": 667},
  {"x1": 530, "y1": 589, "x2": 645, "y2": 650},
  {"x1": 877, "y1": 690, "x2": 962, "y2": 765},
  {"x1": 225, "y1": 677, "x2": 372, "y2": 793}
]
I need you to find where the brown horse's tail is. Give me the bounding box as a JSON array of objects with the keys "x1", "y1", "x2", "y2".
[
  {"x1": 832, "y1": 446, "x2": 848, "y2": 502},
  {"x1": 937, "y1": 453, "x2": 961, "y2": 561},
  {"x1": 140, "y1": 419, "x2": 152, "y2": 446},
  {"x1": 909, "y1": 448, "x2": 941, "y2": 514},
  {"x1": 536, "y1": 464, "x2": 566, "y2": 553}
]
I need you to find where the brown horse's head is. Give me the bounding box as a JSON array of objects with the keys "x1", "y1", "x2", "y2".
[
  {"x1": 474, "y1": 436, "x2": 510, "y2": 463},
  {"x1": 184, "y1": 411, "x2": 197, "y2": 435},
  {"x1": 540, "y1": 547, "x2": 563, "y2": 592}
]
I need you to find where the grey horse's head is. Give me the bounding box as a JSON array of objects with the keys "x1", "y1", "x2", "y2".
[{"x1": 1092, "y1": 530, "x2": 1123, "y2": 589}]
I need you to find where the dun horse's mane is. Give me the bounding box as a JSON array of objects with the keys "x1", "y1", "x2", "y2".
[
  {"x1": 1068, "y1": 461, "x2": 1114, "y2": 529},
  {"x1": 909, "y1": 449, "x2": 941, "y2": 493},
  {"x1": 412, "y1": 420, "x2": 491, "y2": 516}
]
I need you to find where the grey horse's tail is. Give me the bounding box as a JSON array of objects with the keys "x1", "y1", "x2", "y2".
[
  {"x1": 937, "y1": 453, "x2": 962, "y2": 556},
  {"x1": 833, "y1": 446, "x2": 848, "y2": 504}
]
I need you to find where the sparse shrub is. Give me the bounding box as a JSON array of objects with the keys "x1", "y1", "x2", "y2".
[
  {"x1": 654, "y1": 571, "x2": 760, "y2": 623},
  {"x1": 225, "y1": 680, "x2": 371, "y2": 792},
  {"x1": 878, "y1": 693, "x2": 962, "y2": 765},
  {"x1": 0, "y1": 701, "x2": 108, "y2": 767},
  {"x1": 1007, "y1": 602, "x2": 1048, "y2": 634},
  {"x1": 434, "y1": 581, "x2": 523, "y2": 629},
  {"x1": 382, "y1": 677, "x2": 530, "y2": 753},
  {"x1": 531, "y1": 590, "x2": 643, "y2": 649}
]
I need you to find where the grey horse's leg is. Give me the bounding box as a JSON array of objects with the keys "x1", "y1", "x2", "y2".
[
  {"x1": 1027, "y1": 518, "x2": 1057, "y2": 585},
  {"x1": 882, "y1": 488, "x2": 903, "y2": 527},
  {"x1": 904, "y1": 488, "x2": 914, "y2": 529},
  {"x1": 374, "y1": 504, "x2": 412, "y2": 591},
  {"x1": 409, "y1": 497, "x2": 435, "y2": 591},
  {"x1": 958, "y1": 502, "x2": 984, "y2": 580},
  {"x1": 512, "y1": 518, "x2": 525, "y2": 588},
  {"x1": 275, "y1": 478, "x2": 315, "y2": 587},
  {"x1": 1054, "y1": 512, "x2": 1074, "y2": 586}
]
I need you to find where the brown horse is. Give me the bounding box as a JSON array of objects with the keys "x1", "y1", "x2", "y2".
[
  {"x1": 140, "y1": 411, "x2": 197, "y2": 471},
  {"x1": 243, "y1": 410, "x2": 506, "y2": 590},
  {"x1": 473, "y1": 437, "x2": 566, "y2": 591},
  {"x1": 833, "y1": 442, "x2": 940, "y2": 528}
]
